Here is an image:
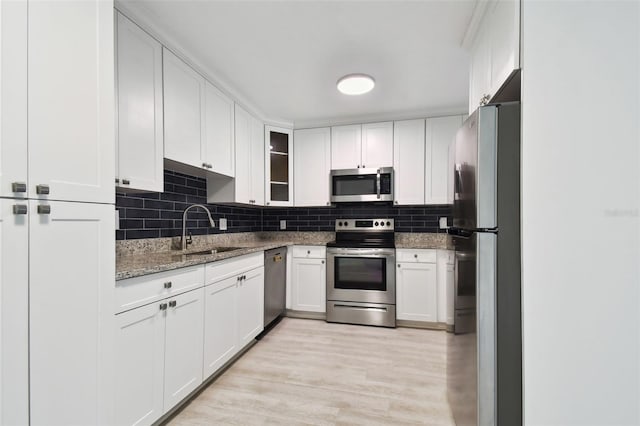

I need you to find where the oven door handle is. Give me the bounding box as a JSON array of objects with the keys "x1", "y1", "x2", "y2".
[
  {"x1": 333, "y1": 304, "x2": 388, "y2": 313},
  {"x1": 327, "y1": 248, "x2": 396, "y2": 257}
]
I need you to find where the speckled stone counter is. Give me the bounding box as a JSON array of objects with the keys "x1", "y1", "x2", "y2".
[
  {"x1": 395, "y1": 232, "x2": 453, "y2": 250},
  {"x1": 116, "y1": 232, "x2": 335, "y2": 280}
]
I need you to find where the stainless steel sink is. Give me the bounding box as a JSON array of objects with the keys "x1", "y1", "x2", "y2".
[{"x1": 180, "y1": 247, "x2": 243, "y2": 258}]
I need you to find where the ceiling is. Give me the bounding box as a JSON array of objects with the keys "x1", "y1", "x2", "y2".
[{"x1": 121, "y1": 0, "x2": 475, "y2": 127}]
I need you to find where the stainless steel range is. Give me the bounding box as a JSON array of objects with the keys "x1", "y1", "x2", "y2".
[{"x1": 326, "y1": 219, "x2": 396, "y2": 328}]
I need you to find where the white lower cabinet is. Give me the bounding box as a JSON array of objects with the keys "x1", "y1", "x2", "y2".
[
  {"x1": 396, "y1": 258, "x2": 438, "y2": 322},
  {"x1": 163, "y1": 288, "x2": 205, "y2": 410},
  {"x1": 290, "y1": 246, "x2": 326, "y2": 313},
  {"x1": 115, "y1": 301, "x2": 165, "y2": 426},
  {"x1": 396, "y1": 249, "x2": 455, "y2": 326},
  {"x1": 437, "y1": 250, "x2": 455, "y2": 325},
  {"x1": 115, "y1": 271, "x2": 205, "y2": 426},
  {"x1": 203, "y1": 263, "x2": 264, "y2": 378}
]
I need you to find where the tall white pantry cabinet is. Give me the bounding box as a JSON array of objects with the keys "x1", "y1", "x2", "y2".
[{"x1": 0, "y1": 1, "x2": 116, "y2": 425}]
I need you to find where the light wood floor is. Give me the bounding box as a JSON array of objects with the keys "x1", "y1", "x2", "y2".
[{"x1": 168, "y1": 318, "x2": 454, "y2": 425}]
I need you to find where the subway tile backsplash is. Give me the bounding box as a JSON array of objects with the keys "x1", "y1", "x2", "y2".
[{"x1": 116, "y1": 169, "x2": 452, "y2": 240}]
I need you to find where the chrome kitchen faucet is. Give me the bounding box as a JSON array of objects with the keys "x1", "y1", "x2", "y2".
[{"x1": 181, "y1": 204, "x2": 216, "y2": 251}]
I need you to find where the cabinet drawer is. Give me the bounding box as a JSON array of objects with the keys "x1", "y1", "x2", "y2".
[
  {"x1": 292, "y1": 245, "x2": 326, "y2": 259},
  {"x1": 116, "y1": 265, "x2": 205, "y2": 314},
  {"x1": 396, "y1": 249, "x2": 437, "y2": 263},
  {"x1": 205, "y1": 252, "x2": 263, "y2": 285},
  {"x1": 437, "y1": 249, "x2": 455, "y2": 264}
]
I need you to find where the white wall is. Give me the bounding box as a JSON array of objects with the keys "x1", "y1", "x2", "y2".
[{"x1": 521, "y1": 1, "x2": 639, "y2": 424}]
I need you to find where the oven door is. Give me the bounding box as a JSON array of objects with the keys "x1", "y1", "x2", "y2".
[
  {"x1": 326, "y1": 247, "x2": 396, "y2": 305},
  {"x1": 330, "y1": 167, "x2": 393, "y2": 202}
]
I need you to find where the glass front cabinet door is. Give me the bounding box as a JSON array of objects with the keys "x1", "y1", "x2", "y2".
[{"x1": 265, "y1": 126, "x2": 294, "y2": 206}]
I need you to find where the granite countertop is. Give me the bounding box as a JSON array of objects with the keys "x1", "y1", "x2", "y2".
[
  {"x1": 116, "y1": 241, "x2": 292, "y2": 281},
  {"x1": 115, "y1": 231, "x2": 452, "y2": 281}
]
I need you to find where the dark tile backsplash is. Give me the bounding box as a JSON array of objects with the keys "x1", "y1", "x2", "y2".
[{"x1": 116, "y1": 169, "x2": 452, "y2": 240}]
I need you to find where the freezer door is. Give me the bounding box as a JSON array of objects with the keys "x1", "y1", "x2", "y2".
[{"x1": 453, "y1": 106, "x2": 497, "y2": 230}]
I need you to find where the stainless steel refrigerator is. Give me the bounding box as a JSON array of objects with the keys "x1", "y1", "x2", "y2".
[{"x1": 447, "y1": 103, "x2": 522, "y2": 426}]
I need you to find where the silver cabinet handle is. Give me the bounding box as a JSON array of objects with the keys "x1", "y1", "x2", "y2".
[
  {"x1": 394, "y1": 201, "x2": 398, "y2": 205},
  {"x1": 115, "y1": 178, "x2": 120, "y2": 184},
  {"x1": 414, "y1": 254, "x2": 418, "y2": 258},
  {"x1": 37, "y1": 205, "x2": 51, "y2": 215},
  {"x1": 202, "y1": 162, "x2": 207, "y2": 168},
  {"x1": 242, "y1": 275, "x2": 246, "y2": 280},
  {"x1": 307, "y1": 250, "x2": 311, "y2": 254},
  {"x1": 208, "y1": 164, "x2": 213, "y2": 169},
  {"x1": 321, "y1": 260, "x2": 325, "y2": 264},
  {"x1": 397, "y1": 264, "x2": 401, "y2": 268},
  {"x1": 363, "y1": 165, "x2": 366, "y2": 168},
  {"x1": 169, "y1": 300, "x2": 177, "y2": 308},
  {"x1": 13, "y1": 204, "x2": 28, "y2": 215},
  {"x1": 357, "y1": 165, "x2": 360, "y2": 168},
  {"x1": 12, "y1": 182, "x2": 27, "y2": 193},
  {"x1": 122, "y1": 179, "x2": 130, "y2": 185},
  {"x1": 159, "y1": 303, "x2": 167, "y2": 311},
  {"x1": 36, "y1": 184, "x2": 49, "y2": 195},
  {"x1": 266, "y1": 202, "x2": 270, "y2": 206},
  {"x1": 326, "y1": 202, "x2": 330, "y2": 206},
  {"x1": 164, "y1": 281, "x2": 172, "y2": 289}
]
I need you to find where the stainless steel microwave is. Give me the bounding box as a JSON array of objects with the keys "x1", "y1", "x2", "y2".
[{"x1": 330, "y1": 167, "x2": 394, "y2": 203}]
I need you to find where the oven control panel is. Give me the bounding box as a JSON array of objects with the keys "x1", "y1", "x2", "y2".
[{"x1": 335, "y1": 218, "x2": 394, "y2": 231}]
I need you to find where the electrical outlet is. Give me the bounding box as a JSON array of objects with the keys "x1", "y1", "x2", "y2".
[
  {"x1": 439, "y1": 217, "x2": 449, "y2": 229},
  {"x1": 115, "y1": 209, "x2": 120, "y2": 230},
  {"x1": 219, "y1": 218, "x2": 227, "y2": 231},
  {"x1": 280, "y1": 220, "x2": 286, "y2": 230}
]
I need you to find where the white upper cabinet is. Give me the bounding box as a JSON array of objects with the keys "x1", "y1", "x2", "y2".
[
  {"x1": 207, "y1": 104, "x2": 263, "y2": 205},
  {"x1": 0, "y1": 0, "x2": 27, "y2": 199},
  {"x1": 28, "y1": 0, "x2": 114, "y2": 204},
  {"x1": 425, "y1": 115, "x2": 464, "y2": 205},
  {"x1": 331, "y1": 123, "x2": 393, "y2": 170},
  {"x1": 265, "y1": 126, "x2": 293, "y2": 207},
  {"x1": 468, "y1": 0, "x2": 520, "y2": 113},
  {"x1": 250, "y1": 116, "x2": 265, "y2": 206},
  {"x1": 115, "y1": 11, "x2": 164, "y2": 192},
  {"x1": 163, "y1": 48, "x2": 205, "y2": 169},
  {"x1": 393, "y1": 119, "x2": 425, "y2": 205},
  {"x1": 294, "y1": 128, "x2": 331, "y2": 207},
  {"x1": 331, "y1": 124, "x2": 362, "y2": 170},
  {"x1": 204, "y1": 82, "x2": 235, "y2": 177},
  {"x1": 361, "y1": 122, "x2": 393, "y2": 168}
]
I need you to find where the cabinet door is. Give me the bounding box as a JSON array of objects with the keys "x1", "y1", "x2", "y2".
[
  {"x1": 469, "y1": 24, "x2": 491, "y2": 114},
  {"x1": 294, "y1": 128, "x2": 331, "y2": 207},
  {"x1": 331, "y1": 124, "x2": 361, "y2": 169},
  {"x1": 28, "y1": 0, "x2": 114, "y2": 204},
  {"x1": 163, "y1": 48, "x2": 205, "y2": 169},
  {"x1": 115, "y1": 302, "x2": 165, "y2": 426},
  {"x1": 203, "y1": 277, "x2": 238, "y2": 378},
  {"x1": 361, "y1": 122, "x2": 393, "y2": 168},
  {"x1": 250, "y1": 116, "x2": 265, "y2": 205},
  {"x1": 425, "y1": 116, "x2": 463, "y2": 205},
  {"x1": 115, "y1": 12, "x2": 163, "y2": 192},
  {"x1": 488, "y1": 0, "x2": 520, "y2": 95},
  {"x1": 0, "y1": 0, "x2": 27, "y2": 198},
  {"x1": 233, "y1": 104, "x2": 252, "y2": 204},
  {"x1": 236, "y1": 267, "x2": 264, "y2": 347},
  {"x1": 265, "y1": 126, "x2": 293, "y2": 206},
  {"x1": 163, "y1": 287, "x2": 204, "y2": 411},
  {"x1": 291, "y1": 258, "x2": 326, "y2": 313},
  {"x1": 29, "y1": 201, "x2": 115, "y2": 426},
  {"x1": 393, "y1": 119, "x2": 425, "y2": 205},
  {"x1": 204, "y1": 82, "x2": 235, "y2": 177},
  {"x1": 0, "y1": 199, "x2": 29, "y2": 425},
  {"x1": 396, "y1": 262, "x2": 438, "y2": 322}
]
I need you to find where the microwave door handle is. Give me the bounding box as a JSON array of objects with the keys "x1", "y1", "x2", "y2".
[{"x1": 376, "y1": 169, "x2": 381, "y2": 199}]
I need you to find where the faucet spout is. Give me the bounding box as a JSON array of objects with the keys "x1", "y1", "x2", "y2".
[{"x1": 181, "y1": 204, "x2": 215, "y2": 251}]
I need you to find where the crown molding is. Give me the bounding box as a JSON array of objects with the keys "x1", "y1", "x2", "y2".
[
  {"x1": 292, "y1": 106, "x2": 468, "y2": 130},
  {"x1": 461, "y1": 0, "x2": 491, "y2": 50},
  {"x1": 114, "y1": 0, "x2": 294, "y2": 128}
]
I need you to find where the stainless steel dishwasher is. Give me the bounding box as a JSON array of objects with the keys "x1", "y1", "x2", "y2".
[{"x1": 264, "y1": 247, "x2": 287, "y2": 328}]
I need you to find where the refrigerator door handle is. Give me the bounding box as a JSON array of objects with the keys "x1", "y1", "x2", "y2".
[{"x1": 448, "y1": 227, "x2": 474, "y2": 238}]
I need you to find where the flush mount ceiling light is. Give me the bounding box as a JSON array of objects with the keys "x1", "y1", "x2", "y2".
[{"x1": 337, "y1": 74, "x2": 375, "y2": 95}]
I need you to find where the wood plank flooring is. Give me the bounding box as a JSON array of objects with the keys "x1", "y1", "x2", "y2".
[{"x1": 167, "y1": 318, "x2": 454, "y2": 425}]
